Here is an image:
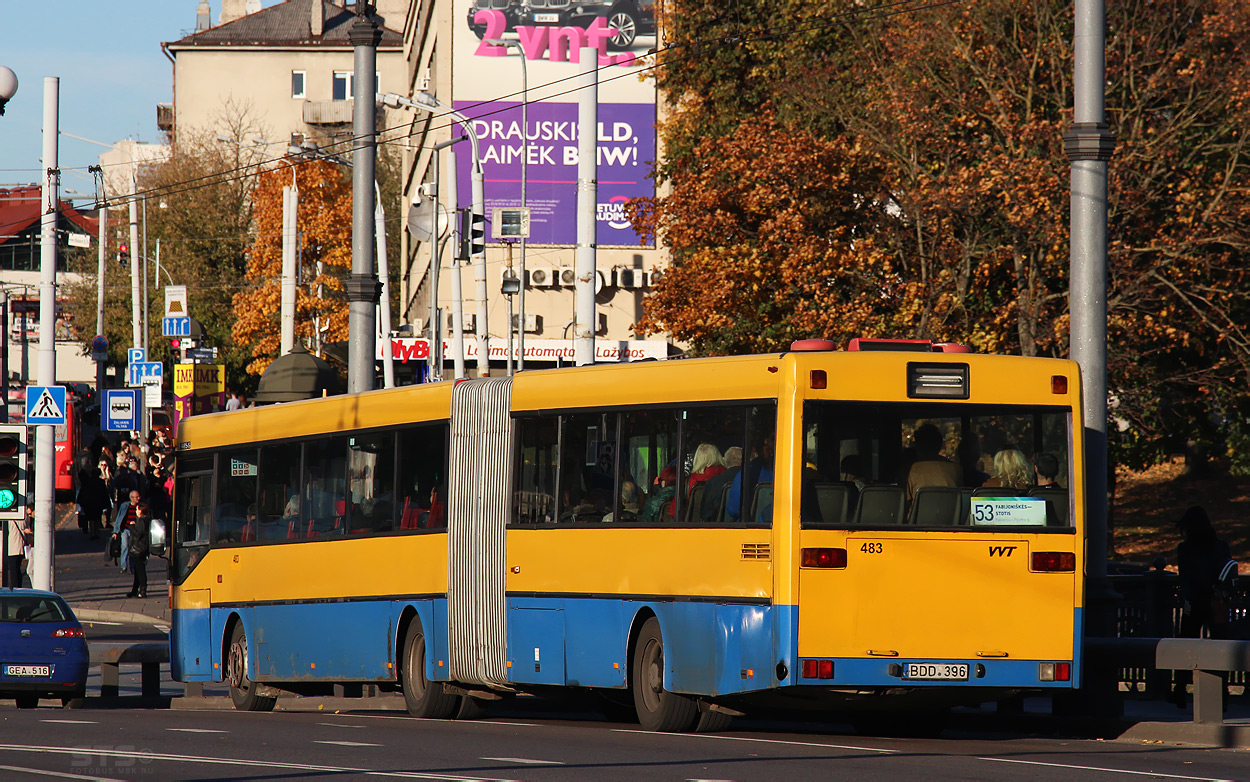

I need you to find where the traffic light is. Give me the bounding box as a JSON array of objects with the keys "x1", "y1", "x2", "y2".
[
  {"x1": 118, "y1": 242, "x2": 130, "y2": 267},
  {"x1": 0, "y1": 425, "x2": 27, "y2": 521},
  {"x1": 170, "y1": 338, "x2": 181, "y2": 362},
  {"x1": 459, "y1": 207, "x2": 485, "y2": 261}
]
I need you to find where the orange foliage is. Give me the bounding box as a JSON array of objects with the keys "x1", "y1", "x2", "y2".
[{"x1": 232, "y1": 160, "x2": 353, "y2": 375}]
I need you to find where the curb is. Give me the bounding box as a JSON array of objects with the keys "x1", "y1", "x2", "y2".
[
  {"x1": 76, "y1": 608, "x2": 170, "y2": 627},
  {"x1": 172, "y1": 695, "x2": 407, "y2": 712}
]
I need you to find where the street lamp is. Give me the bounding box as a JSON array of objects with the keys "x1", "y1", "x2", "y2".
[
  {"x1": 501, "y1": 269, "x2": 520, "y2": 375},
  {"x1": 485, "y1": 40, "x2": 529, "y2": 372},
  {"x1": 380, "y1": 91, "x2": 490, "y2": 378},
  {"x1": 0, "y1": 66, "x2": 16, "y2": 115}
]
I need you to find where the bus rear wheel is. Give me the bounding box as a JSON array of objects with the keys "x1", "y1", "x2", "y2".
[
  {"x1": 402, "y1": 624, "x2": 459, "y2": 719},
  {"x1": 227, "y1": 623, "x2": 276, "y2": 712},
  {"x1": 632, "y1": 617, "x2": 698, "y2": 732}
]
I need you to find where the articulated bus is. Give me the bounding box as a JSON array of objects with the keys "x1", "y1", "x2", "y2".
[{"x1": 170, "y1": 339, "x2": 1085, "y2": 733}]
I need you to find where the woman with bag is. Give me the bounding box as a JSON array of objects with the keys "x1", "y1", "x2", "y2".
[
  {"x1": 1170, "y1": 506, "x2": 1234, "y2": 706},
  {"x1": 126, "y1": 502, "x2": 151, "y2": 598}
]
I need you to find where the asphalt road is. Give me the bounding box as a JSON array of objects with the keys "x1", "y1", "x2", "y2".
[{"x1": 0, "y1": 700, "x2": 1245, "y2": 781}]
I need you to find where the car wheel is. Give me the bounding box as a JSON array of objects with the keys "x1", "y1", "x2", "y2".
[
  {"x1": 606, "y1": 8, "x2": 639, "y2": 50},
  {"x1": 226, "y1": 623, "x2": 277, "y2": 712}
]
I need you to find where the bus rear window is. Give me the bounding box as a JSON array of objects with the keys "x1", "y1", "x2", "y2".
[{"x1": 800, "y1": 401, "x2": 1072, "y2": 530}]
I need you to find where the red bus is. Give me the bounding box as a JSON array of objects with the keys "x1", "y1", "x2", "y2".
[{"x1": 54, "y1": 398, "x2": 79, "y2": 501}]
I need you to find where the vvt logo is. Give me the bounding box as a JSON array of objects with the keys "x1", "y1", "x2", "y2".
[{"x1": 988, "y1": 545, "x2": 1018, "y2": 557}]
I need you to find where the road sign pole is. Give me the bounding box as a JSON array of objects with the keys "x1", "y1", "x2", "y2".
[{"x1": 32, "y1": 78, "x2": 61, "y2": 591}]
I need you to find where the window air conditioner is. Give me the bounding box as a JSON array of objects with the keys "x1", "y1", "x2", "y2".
[
  {"x1": 558, "y1": 267, "x2": 577, "y2": 287},
  {"x1": 616, "y1": 268, "x2": 644, "y2": 289},
  {"x1": 529, "y1": 267, "x2": 559, "y2": 287},
  {"x1": 510, "y1": 313, "x2": 540, "y2": 333},
  {"x1": 446, "y1": 313, "x2": 476, "y2": 332}
]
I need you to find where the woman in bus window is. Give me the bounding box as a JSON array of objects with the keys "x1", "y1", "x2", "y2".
[
  {"x1": 688, "y1": 443, "x2": 727, "y2": 491},
  {"x1": 984, "y1": 448, "x2": 1032, "y2": 490}
]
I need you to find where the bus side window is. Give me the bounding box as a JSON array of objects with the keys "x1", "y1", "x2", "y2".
[
  {"x1": 513, "y1": 416, "x2": 557, "y2": 525},
  {"x1": 397, "y1": 423, "x2": 449, "y2": 531}
]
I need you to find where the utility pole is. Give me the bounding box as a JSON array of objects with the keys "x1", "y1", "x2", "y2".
[
  {"x1": 128, "y1": 169, "x2": 141, "y2": 352},
  {"x1": 347, "y1": 4, "x2": 381, "y2": 394},
  {"x1": 574, "y1": 47, "x2": 598, "y2": 366},
  {"x1": 34, "y1": 76, "x2": 59, "y2": 591},
  {"x1": 1065, "y1": 0, "x2": 1116, "y2": 632},
  {"x1": 281, "y1": 172, "x2": 298, "y2": 355},
  {"x1": 93, "y1": 167, "x2": 107, "y2": 395}
]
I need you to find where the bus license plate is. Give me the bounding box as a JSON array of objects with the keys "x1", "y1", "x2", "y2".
[
  {"x1": 534, "y1": 13, "x2": 560, "y2": 22},
  {"x1": 4, "y1": 665, "x2": 50, "y2": 677},
  {"x1": 904, "y1": 663, "x2": 968, "y2": 681}
]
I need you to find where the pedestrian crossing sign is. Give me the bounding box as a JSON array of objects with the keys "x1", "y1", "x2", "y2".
[{"x1": 25, "y1": 385, "x2": 67, "y2": 425}]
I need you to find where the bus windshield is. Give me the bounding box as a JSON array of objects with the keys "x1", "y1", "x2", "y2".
[{"x1": 800, "y1": 401, "x2": 1073, "y2": 529}]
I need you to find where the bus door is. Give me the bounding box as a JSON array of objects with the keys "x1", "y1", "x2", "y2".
[{"x1": 171, "y1": 462, "x2": 215, "y2": 681}]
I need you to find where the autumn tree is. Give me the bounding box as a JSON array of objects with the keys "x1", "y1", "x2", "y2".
[
  {"x1": 62, "y1": 118, "x2": 265, "y2": 392},
  {"x1": 638, "y1": 0, "x2": 1250, "y2": 471},
  {"x1": 231, "y1": 158, "x2": 353, "y2": 376}
]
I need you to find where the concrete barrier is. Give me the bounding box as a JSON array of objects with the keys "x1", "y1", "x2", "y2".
[{"x1": 89, "y1": 642, "x2": 169, "y2": 698}]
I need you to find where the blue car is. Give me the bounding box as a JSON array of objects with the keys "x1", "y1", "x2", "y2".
[{"x1": 0, "y1": 589, "x2": 88, "y2": 708}]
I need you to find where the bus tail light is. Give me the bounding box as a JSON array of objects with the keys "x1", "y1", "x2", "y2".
[
  {"x1": 60, "y1": 460, "x2": 73, "y2": 476},
  {"x1": 810, "y1": 370, "x2": 827, "y2": 389},
  {"x1": 1032, "y1": 552, "x2": 1075, "y2": 572},
  {"x1": 801, "y1": 659, "x2": 834, "y2": 679},
  {"x1": 1039, "y1": 662, "x2": 1071, "y2": 681},
  {"x1": 801, "y1": 548, "x2": 846, "y2": 568}
]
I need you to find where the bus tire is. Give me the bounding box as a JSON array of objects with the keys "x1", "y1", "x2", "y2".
[
  {"x1": 401, "y1": 625, "x2": 458, "y2": 719},
  {"x1": 632, "y1": 617, "x2": 698, "y2": 732},
  {"x1": 227, "y1": 623, "x2": 277, "y2": 712},
  {"x1": 454, "y1": 695, "x2": 488, "y2": 720}
]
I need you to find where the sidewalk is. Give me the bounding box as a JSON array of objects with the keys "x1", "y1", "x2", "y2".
[{"x1": 51, "y1": 505, "x2": 169, "y2": 627}]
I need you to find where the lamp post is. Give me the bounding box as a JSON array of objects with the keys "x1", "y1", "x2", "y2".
[
  {"x1": 289, "y1": 141, "x2": 396, "y2": 387},
  {"x1": 1, "y1": 66, "x2": 17, "y2": 426},
  {"x1": 380, "y1": 91, "x2": 489, "y2": 378},
  {"x1": 485, "y1": 39, "x2": 529, "y2": 371},
  {"x1": 501, "y1": 267, "x2": 520, "y2": 375}
]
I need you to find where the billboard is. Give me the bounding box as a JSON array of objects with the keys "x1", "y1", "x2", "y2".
[{"x1": 453, "y1": 0, "x2": 658, "y2": 247}]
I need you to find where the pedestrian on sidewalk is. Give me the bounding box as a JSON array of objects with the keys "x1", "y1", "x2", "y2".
[
  {"x1": 5, "y1": 506, "x2": 32, "y2": 588},
  {"x1": 110, "y1": 489, "x2": 141, "y2": 572},
  {"x1": 1170, "y1": 505, "x2": 1234, "y2": 707},
  {"x1": 76, "y1": 466, "x2": 110, "y2": 540},
  {"x1": 127, "y1": 502, "x2": 151, "y2": 598}
]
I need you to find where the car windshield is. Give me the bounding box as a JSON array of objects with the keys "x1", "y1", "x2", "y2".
[{"x1": 0, "y1": 595, "x2": 72, "y2": 623}]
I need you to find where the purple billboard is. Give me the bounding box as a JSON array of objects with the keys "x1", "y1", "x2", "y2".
[{"x1": 453, "y1": 100, "x2": 656, "y2": 246}]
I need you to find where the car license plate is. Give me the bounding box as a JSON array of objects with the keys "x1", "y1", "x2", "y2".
[
  {"x1": 534, "y1": 13, "x2": 560, "y2": 22},
  {"x1": 4, "y1": 665, "x2": 50, "y2": 677},
  {"x1": 904, "y1": 663, "x2": 968, "y2": 681}
]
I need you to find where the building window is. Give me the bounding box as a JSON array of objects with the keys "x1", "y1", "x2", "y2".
[
  {"x1": 332, "y1": 71, "x2": 380, "y2": 101},
  {"x1": 291, "y1": 70, "x2": 306, "y2": 99},
  {"x1": 332, "y1": 71, "x2": 351, "y2": 101}
]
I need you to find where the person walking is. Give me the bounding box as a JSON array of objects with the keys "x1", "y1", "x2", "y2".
[
  {"x1": 110, "y1": 489, "x2": 142, "y2": 572},
  {"x1": 1170, "y1": 505, "x2": 1234, "y2": 707},
  {"x1": 127, "y1": 502, "x2": 152, "y2": 598}
]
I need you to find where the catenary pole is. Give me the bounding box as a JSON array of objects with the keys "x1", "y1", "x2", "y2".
[
  {"x1": 573, "y1": 47, "x2": 597, "y2": 366},
  {"x1": 347, "y1": 7, "x2": 381, "y2": 394},
  {"x1": 34, "y1": 77, "x2": 59, "y2": 590},
  {"x1": 1065, "y1": 0, "x2": 1116, "y2": 630}
]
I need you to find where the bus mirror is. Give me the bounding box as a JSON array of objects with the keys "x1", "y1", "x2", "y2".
[{"x1": 149, "y1": 517, "x2": 168, "y2": 558}]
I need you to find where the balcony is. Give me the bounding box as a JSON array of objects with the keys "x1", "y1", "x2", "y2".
[
  {"x1": 303, "y1": 100, "x2": 353, "y2": 126},
  {"x1": 156, "y1": 103, "x2": 174, "y2": 133}
]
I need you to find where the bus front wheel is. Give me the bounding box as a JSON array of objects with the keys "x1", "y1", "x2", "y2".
[
  {"x1": 632, "y1": 617, "x2": 698, "y2": 732},
  {"x1": 401, "y1": 624, "x2": 459, "y2": 719},
  {"x1": 227, "y1": 623, "x2": 276, "y2": 712}
]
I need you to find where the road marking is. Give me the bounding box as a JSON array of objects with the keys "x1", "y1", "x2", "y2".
[
  {"x1": 39, "y1": 720, "x2": 96, "y2": 725},
  {"x1": 167, "y1": 728, "x2": 227, "y2": 734},
  {"x1": 481, "y1": 758, "x2": 563, "y2": 765},
  {"x1": 980, "y1": 757, "x2": 1235, "y2": 781},
  {"x1": 0, "y1": 764, "x2": 117, "y2": 781},
  {"x1": 330, "y1": 713, "x2": 539, "y2": 728},
  {"x1": 612, "y1": 729, "x2": 898, "y2": 754},
  {"x1": 0, "y1": 744, "x2": 515, "y2": 781},
  {"x1": 318, "y1": 722, "x2": 367, "y2": 728},
  {"x1": 314, "y1": 740, "x2": 383, "y2": 747}
]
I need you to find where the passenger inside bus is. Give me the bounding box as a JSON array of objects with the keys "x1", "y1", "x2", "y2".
[{"x1": 905, "y1": 423, "x2": 962, "y2": 500}]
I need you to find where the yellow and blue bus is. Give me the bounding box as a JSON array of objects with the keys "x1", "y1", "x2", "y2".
[{"x1": 170, "y1": 339, "x2": 1084, "y2": 732}]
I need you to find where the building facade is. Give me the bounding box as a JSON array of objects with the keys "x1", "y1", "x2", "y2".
[{"x1": 389, "y1": 0, "x2": 673, "y2": 375}]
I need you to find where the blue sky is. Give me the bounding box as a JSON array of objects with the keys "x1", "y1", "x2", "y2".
[{"x1": 0, "y1": 2, "x2": 234, "y2": 195}]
